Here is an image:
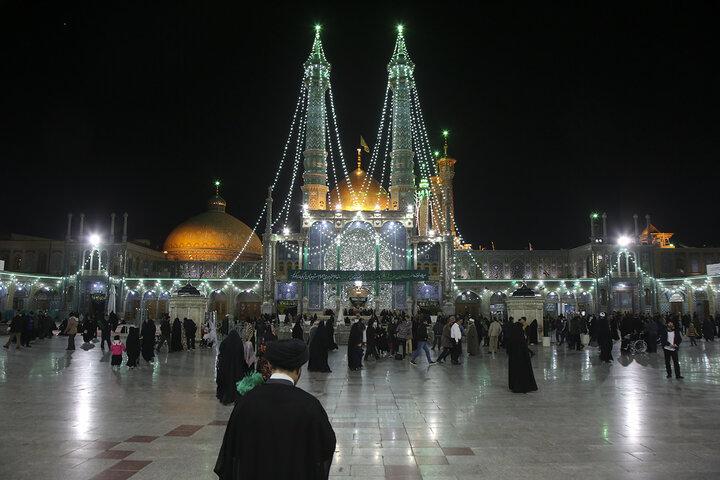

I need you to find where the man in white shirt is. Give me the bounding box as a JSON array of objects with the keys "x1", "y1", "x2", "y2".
[
  {"x1": 450, "y1": 317, "x2": 463, "y2": 365},
  {"x1": 662, "y1": 320, "x2": 684, "y2": 379}
]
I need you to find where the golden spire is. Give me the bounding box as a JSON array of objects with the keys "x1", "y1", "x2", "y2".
[
  {"x1": 356, "y1": 148, "x2": 362, "y2": 170},
  {"x1": 214, "y1": 179, "x2": 220, "y2": 196},
  {"x1": 442, "y1": 130, "x2": 449, "y2": 157}
]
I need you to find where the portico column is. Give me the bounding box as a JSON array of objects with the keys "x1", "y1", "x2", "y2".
[
  {"x1": 707, "y1": 284, "x2": 717, "y2": 317},
  {"x1": 6, "y1": 280, "x2": 16, "y2": 311},
  {"x1": 298, "y1": 240, "x2": 304, "y2": 315},
  {"x1": 413, "y1": 241, "x2": 418, "y2": 269},
  {"x1": 686, "y1": 285, "x2": 694, "y2": 316}
]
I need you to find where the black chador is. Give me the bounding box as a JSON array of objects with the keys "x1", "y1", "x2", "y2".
[
  {"x1": 596, "y1": 315, "x2": 613, "y2": 363},
  {"x1": 347, "y1": 320, "x2": 364, "y2": 371},
  {"x1": 507, "y1": 321, "x2": 538, "y2": 393},
  {"x1": 170, "y1": 318, "x2": 183, "y2": 352},
  {"x1": 126, "y1": 327, "x2": 141, "y2": 368},
  {"x1": 140, "y1": 319, "x2": 155, "y2": 363},
  {"x1": 216, "y1": 330, "x2": 248, "y2": 405},
  {"x1": 292, "y1": 320, "x2": 304, "y2": 341},
  {"x1": 308, "y1": 321, "x2": 332, "y2": 372}
]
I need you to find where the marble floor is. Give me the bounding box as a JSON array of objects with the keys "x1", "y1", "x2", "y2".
[{"x1": 1, "y1": 334, "x2": 719, "y2": 480}]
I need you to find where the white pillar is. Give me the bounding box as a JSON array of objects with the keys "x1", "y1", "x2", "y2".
[
  {"x1": 66, "y1": 213, "x2": 73, "y2": 241},
  {"x1": 122, "y1": 212, "x2": 129, "y2": 243}
]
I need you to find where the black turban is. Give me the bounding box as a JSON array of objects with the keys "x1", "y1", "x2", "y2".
[{"x1": 265, "y1": 339, "x2": 309, "y2": 371}]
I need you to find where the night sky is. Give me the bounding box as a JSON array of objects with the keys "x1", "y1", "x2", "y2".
[{"x1": 2, "y1": 2, "x2": 718, "y2": 250}]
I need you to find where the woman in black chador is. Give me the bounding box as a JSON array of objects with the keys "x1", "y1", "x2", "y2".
[
  {"x1": 347, "y1": 319, "x2": 364, "y2": 371},
  {"x1": 596, "y1": 312, "x2": 613, "y2": 363},
  {"x1": 526, "y1": 319, "x2": 538, "y2": 345},
  {"x1": 292, "y1": 319, "x2": 304, "y2": 341},
  {"x1": 216, "y1": 330, "x2": 248, "y2": 405},
  {"x1": 126, "y1": 327, "x2": 141, "y2": 369},
  {"x1": 170, "y1": 317, "x2": 183, "y2": 352},
  {"x1": 507, "y1": 318, "x2": 538, "y2": 393},
  {"x1": 308, "y1": 321, "x2": 332, "y2": 372},
  {"x1": 326, "y1": 315, "x2": 338, "y2": 350},
  {"x1": 140, "y1": 318, "x2": 156, "y2": 363}
]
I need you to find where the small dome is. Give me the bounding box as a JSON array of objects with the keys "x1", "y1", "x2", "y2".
[
  {"x1": 164, "y1": 196, "x2": 262, "y2": 262},
  {"x1": 329, "y1": 167, "x2": 390, "y2": 211},
  {"x1": 511, "y1": 283, "x2": 536, "y2": 297},
  {"x1": 177, "y1": 283, "x2": 202, "y2": 296}
]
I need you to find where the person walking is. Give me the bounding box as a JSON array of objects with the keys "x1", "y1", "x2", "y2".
[
  {"x1": 156, "y1": 316, "x2": 171, "y2": 352},
  {"x1": 488, "y1": 318, "x2": 501, "y2": 354},
  {"x1": 507, "y1": 317, "x2": 538, "y2": 393},
  {"x1": 184, "y1": 317, "x2": 197, "y2": 350},
  {"x1": 466, "y1": 319, "x2": 480, "y2": 356},
  {"x1": 140, "y1": 318, "x2": 156, "y2": 363},
  {"x1": 126, "y1": 327, "x2": 141, "y2": 369},
  {"x1": 214, "y1": 339, "x2": 336, "y2": 480},
  {"x1": 688, "y1": 321, "x2": 697, "y2": 346},
  {"x1": 450, "y1": 318, "x2": 463, "y2": 364},
  {"x1": 662, "y1": 320, "x2": 683, "y2": 379},
  {"x1": 64, "y1": 313, "x2": 78, "y2": 351},
  {"x1": 396, "y1": 317, "x2": 412, "y2": 358},
  {"x1": 3, "y1": 314, "x2": 23, "y2": 349},
  {"x1": 99, "y1": 315, "x2": 112, "y2": 351},
  {"x1": 431, "y1": 318, "x2": 443, "y2": 350},
  {"x1": 410, "y1": 317, "x2": 436, "y2": 366},
  {"x1": 435, "y1": 317, "x2": 455, "y2": 363},
  {"x1": 110, "y1": 335, "x2": 126, "y2": 368},
  {"x1": 596, "y1": 312, "x2": 613, "y2": 363},
  {"x1": 364, "y1": 319, "x2": 379, "y2": 361}
]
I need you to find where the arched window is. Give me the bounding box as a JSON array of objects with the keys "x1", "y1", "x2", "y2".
[
  {"x1": 278, "y1": 262, "x2": 285, "y2": 274},
  {"x1": 431, "y1": 262, "x2": 439, "y2": 275}
]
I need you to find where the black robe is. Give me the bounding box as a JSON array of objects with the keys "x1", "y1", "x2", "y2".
[
  {"x1": 326, "y1": 320, "x2": 338, "y2": 350},
  {"x1": 292, "y1": 321, "x2": 304, "y2": 341},
  {"x1": 216, "y1": 330, "x2": 248, "y2": 405},
  {"x1": 308, "y1": 322, "x2": 332, "y2": 372},
  {"x1": 507, "y1": 322, "x2": 538, "y2": 393},
  {"x1": 644, "y1": 320, "x2": 658, "y2": 353},
  {"x1": 170, "y1": 318, "x2": 183, "y2": 352},
  {"x1": 126, "y1": 327, "x2": 141, "y2": 367},
  {"x1": 596, "y1": 316, "x2": 613, "y2": 362},
  {"x1": 81, "y1": 319, "x2": 93, "y2": 343},
  {"x1": 347, "y1": 321, "x2": 364, "y2": 370},
  {"x1": 141, "y1": 320, "x2": 156, "y2": 362},
  {"x1": 526, "y1": 320, "x2": 538, "y2": 345},
  {"x1": 703, "y1": 318, "x2": 715, "y2": 341},
  {"x1": 215, "y1": 379, "x2": 336, "y2": 479}
]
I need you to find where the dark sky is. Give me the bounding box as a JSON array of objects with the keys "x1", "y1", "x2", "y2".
[{"x1": 2, "y1": 1, "x2": 718, "y2": 250}]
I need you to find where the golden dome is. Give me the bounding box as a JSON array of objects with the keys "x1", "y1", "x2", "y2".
[
  {"x1": 164, "y1": 196, "x2": 262, "y2": 262},
  {"x1": 329, "y1": 167, "x2": 391, "y2": 211}
]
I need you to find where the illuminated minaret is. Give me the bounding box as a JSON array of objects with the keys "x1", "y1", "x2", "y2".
[
  {"x1": 387, "y1": 25, "x2": 417, "y2": 211},
  {"x1": 300, "y1": 26, "x2": 331, "y2": 210},
  {"x1": 436, "y1": 131, "x2": 457, "y2": 237}
]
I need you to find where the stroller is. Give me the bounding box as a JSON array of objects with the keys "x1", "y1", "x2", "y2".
[{"x1": 621, "y1": 331, "x2": 647, "y2": 354}]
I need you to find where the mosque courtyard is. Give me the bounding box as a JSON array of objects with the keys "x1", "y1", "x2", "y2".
[{"x1": 1, "y1": 335, "x2": 719, "y2": 480}]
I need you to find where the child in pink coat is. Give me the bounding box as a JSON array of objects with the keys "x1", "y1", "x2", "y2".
[{"x1": 110, "y1": 335, "x2": 126, "y2": 367}]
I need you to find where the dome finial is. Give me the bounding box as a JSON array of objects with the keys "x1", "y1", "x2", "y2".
[
  {"x1": 356, "y1": 148, "x2": 362, "y2": 170},
  {"x1": 442, "y1": 130, "x2": 449, "y2": 157},
  {"x1": 214, "y1": 179, "x2": 221, "y2": 196}
]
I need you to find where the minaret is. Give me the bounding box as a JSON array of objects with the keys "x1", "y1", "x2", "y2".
[
  {"x1": 300, "y1": 25, "x2": 331, "y2": 211},
  {"x1": 388, "y1": 25, "x2": 416, "y2": 211},
  {"x1": 417, "y1": 178, "x2": 430, "y2": 236},
  {"x1": 436, "y1": 131, "x2": 457, "y2": 237}
]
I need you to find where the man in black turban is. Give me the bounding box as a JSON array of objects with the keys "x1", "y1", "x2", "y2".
[{"x1": 215, "y1": 339, "x2": 336, "y2": 479}]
